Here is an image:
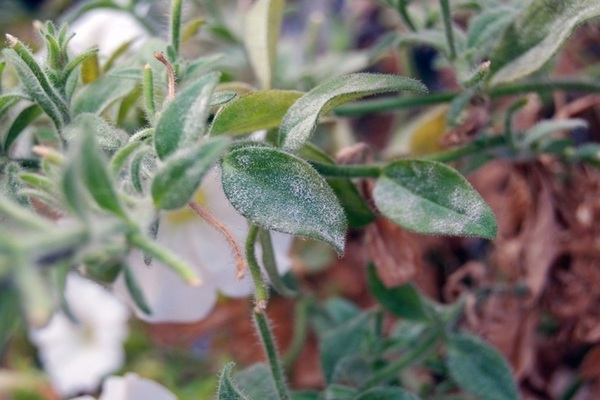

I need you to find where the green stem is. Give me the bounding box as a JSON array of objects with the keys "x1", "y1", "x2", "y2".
[
  {"x1": 438, "y1": 0, "x2": 456, "y2": 60},
  {"x1": 334, "y1": 79, "x2": 600, "y2": 117},
  {"x1": 258, "y1": 228, "x2": 297, "y2": 298},
  {"x1": 282, "y1": 296, "x2": 311, "y2": 369},
  {"x1": 128, "y1": 232, "x2": 201, "y2": 285},
  {"x1": 170, "y1": 0, "x2": 183, "y2": 57},
  {"x1": 246, "y1": 224, "x2": 269, "y2": 306},
  {"x1": 361, "y1": 329, "x2": 440, "y2": 390},
  {"x1": 143, "y1": 64, "x2": 156, "y2": 123},
  {"x1": 254, "y1": 311, "x2": 291, "y2": 400},
  {"x1": 397, "y1": 0, "x2": 417, "y2": 32},
  {"x1": 247, "y1": 224, "x2": 291, "y2": 400},
  {"x1": 421, "y1": 135, "x2": 506, "y2": 163},
  {"x1": 310, "y1": 162, "x2": 382, "y2": 178}
]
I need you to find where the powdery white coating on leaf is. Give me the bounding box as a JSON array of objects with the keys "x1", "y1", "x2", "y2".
[
  {"x1": 221, "y1": 147, "x2": 347, "y2": 253},
  {"x1": 373, "y1": 160, "x2": 497, "y2": 238},
  {"x1": 279, "y1": 73, "x2": 427, "y2": 151}
]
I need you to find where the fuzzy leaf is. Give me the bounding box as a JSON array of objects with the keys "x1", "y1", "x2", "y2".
[
  {"x1": 374, "y1": 160, "x2": 497, "y2": 238},
  {"x1": 490, "y1": 0, "x2": 600, "y2": 85},
  {"x1": 221, "y1": 146, "x2": 347, "y2": 254},
  {"x1": 236, "y1": 363, "x2": 278, "y2": 400},
  {"x1": 72, "y1": 70, "x2": 138, "y2": 115},
  {"x1": 279, "y1": 73, "x2": 427, "y2": 151},
  {"x1": 211, "y1": 90, "x2": 303, "y2": 136},
  {"x1": 466, "y1": 6, "x2": 516, "y2": 50},
  {"x1": 244, "y1": 0, "x2": 284, "y2": 89},
  {"x1": 78, "y1": 118, "x2": 127, "y2": 217},
  {"x1": 521, "y1": 118, "x2": 587, "y2": 149},
  {"x1": 154, "y1": 72, "x2": 221, "y2": 160},
  {"x1": 151, "y1": 137, "x2": 230, "y2": 210},
  {"x1": 446, "y1": 332, "x2": 519, "y2": 400},
  {"x1": 217, "y1": 363, "x2": 249, "y2": 400}
]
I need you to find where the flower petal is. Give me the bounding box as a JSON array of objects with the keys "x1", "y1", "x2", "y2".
[{"x1": 100, "y1": 373, "x2": 176, "y2": 400}]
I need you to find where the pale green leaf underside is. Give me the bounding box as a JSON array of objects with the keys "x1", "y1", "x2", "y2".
[
  {"x1": 490, "y1": 0, "x2": 600, "y2": 85},
  {"x1": 447, "y1": 333, "x2": 519, "y2": 400},
  {"x1": 279, "y1": 73, "x2": 427, "y2": 151},
  {"x1": 221, "y1": 147, "x2": 347, "y2": 254},
  {"x1": 244, "y1": 0, "x2": 284, "y2": 89},
  {"x1": 373, "y1": 160, "x2": 497, "y2": 239},
  {"x1": 210, "y1": 90, "x2": 303, "y2": 136}
]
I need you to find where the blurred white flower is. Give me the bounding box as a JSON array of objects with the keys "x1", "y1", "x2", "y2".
[
  {"x1": 29, "y1": 274, "x2": 129, "y2": 397},
  {"x1": 70, "y1": 373, "x2": 176, "y2": 400},
  {"x1": 69, "y1": 9, "x2": 147, "y2": 57},
  {"x1": 115, "y1": 168, "x2": 293, "y2": 323}
]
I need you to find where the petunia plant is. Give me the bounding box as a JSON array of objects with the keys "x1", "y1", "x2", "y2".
[{"x1": 1, "y1": 0, "x2": 599, "y2": 398}]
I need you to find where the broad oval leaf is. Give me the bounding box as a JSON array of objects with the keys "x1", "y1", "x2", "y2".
[
  {"x1": 235, "y1": 363, "x2": 279, "y2": 400},
  {"x1": 446, "y1": 332, "x2": 519, "y2": 400},
  {"x1": 373, "y1": 160, "x2": 497, "y2": 239},
  {"x1": 211, "y1": 90, "x2": 303, "y2": 136},
  {"x1": 154, "y1": 71, "x2": 221, "y2": 160},
  {"x1": 490, "y1": 0, "x2": 600, "y2": 85},
  {"x1": 279, "y1": 73, "x2": 427, "y2": 151},
  {"x1": 151, "y1": 137, "x2": 230, "y2": 210},
  {"x1": 221, "y1": 146, "x2": 347, "y2": 254}
]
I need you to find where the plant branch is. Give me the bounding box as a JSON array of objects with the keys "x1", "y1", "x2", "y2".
[
  {"x1": 438, "y1": 0, "x2": 456, "y2": 60},
  {"x1": 310, "y1": 162, "x2": 382, "y2": 178}
]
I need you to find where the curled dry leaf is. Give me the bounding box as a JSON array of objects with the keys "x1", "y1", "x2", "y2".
[{"x1": 365, "y1": 217, "x2": 422, "y2": 287}]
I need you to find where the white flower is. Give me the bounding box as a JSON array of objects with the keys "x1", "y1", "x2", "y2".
[
  {"x1": 69, "y1": 9, "x2": 147, "y2": 57},
  {"x1": 29, "y1": 274, "x2": 129, "y2": 397},
  {"x1": 70, "y1": 373, "x2": 176, "y2": 400},
  {"x1": 115, "y1": 168, "x2": 293, "y2": 323}
]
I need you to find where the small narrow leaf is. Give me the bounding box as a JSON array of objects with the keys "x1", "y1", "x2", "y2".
[
  {"x1": 521, "y1": 118, "x2": 587, "y2": 149},
  {"x1": 123, "y1": 264, "x2": 152, "y2": 315},
  {"x1": 221, "y1": 146, "x2": 347, "y2": 254},
  {"x1": 244, "y1": 0, "x2": 284, "y2": 89},
  {"x1": 279, "y1": 73, "x2": 427, "y2": 151},
  {"x1": 490, "y1": 0, "x2": 600, "y2": 85},
  {"x1": 154, "y1": 71, "x2": 221, "y2": 160},
  {"x1": 4, "y1": 104, "x2": 43, "y2": 152},
  {"x1": 367, "y1": 264, "x2": 430, "y2": 321},
  {"x1": 151, "y1": 137, "x2": 230, "y2": 210},
  {"x1": 446, "y1": 332, "x2": 519, "y2": 400},
  {"x1": 78, "y1": 119, "x2": 127, "y2": 217},
  {"x1": 211, "y1": 90, "x2": 303, "y2": 136},
  {"x1": 217, "y1": 363, "x2": 249, "y2": 400},
  {"x1": 80, "y1": 51, "x2": 101, "y2": 84},
  {"x1": 374, "y1": 160, "x2": 497, "y2": 238}
]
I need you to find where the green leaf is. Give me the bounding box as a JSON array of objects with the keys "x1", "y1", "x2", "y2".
[
  {"x1": 520, "y1": 118, "x2": 587, "y2": 149},
  {"x1": 63, "y1": 113, "x2": 127, "y2": 152},
  {"x1": 0, "y1": 284, "x2": 21, "y2": 356},
  {"x1": 72, "y1": 70, "x2": 139, "y2": 115},
  {"x1": 151, "y1": 137, "x2": 230, "y2": 210},
  {"x1": 374, "y1": 160, "x2": 497, "y2": 238},
  {"x1": 77, "y1": 118, "x2": 127, "y2": 217},
  {"x1": 490, "y1": 0, "x2": 600, "y2": 85},
  {"x1": 244, "y1": 0, "x2": 284, "y2": 89},
  {"x1": 217, "y1": 363, "x2": 249, "y2": 400},
  {"x1": 279, "y1": 73, "x2": 427, "y2": 151},
  {"x1": 367, "y1": 264, "x2": 430, "y2": 321},
  {"x1": 211, "y1": 90, "x2": 303, "y2": 136},
  {"x1": 4, "y1": 104, "x2": 43, "y2": 153},
  {"x1": 354, "y1": 387, "x2": 420, "y2": 400},
  {"x1": 320, "y1": 312, "x2": 372, "y2": 383},
  {"x1": 446, "y1": 332, "x2": 519, "y2": 400},
  {"x1": 154, "y1": 71, "x2": 221, "y2": 160},
  {"x1": 123, "y1": 263, "x2": 152, "y2": 315},
  {"x1": 221, "y1": 146, "x2": 347, "y2": 254},
  {"x1": 235, "y1": 363, "x2": 278, "y2": 400},
  {"x1": 324, "y1": 384, "x2": 356, "y2": 400},
  {"x1": 466, "y1": 6, "x2": 516, "y2": 50},
  {"x1": 2, "y1": 48, "x2": 67, "y2": 129},
  {"x1": 258, "y1": 228, "x2": 298, "y2": 297}
]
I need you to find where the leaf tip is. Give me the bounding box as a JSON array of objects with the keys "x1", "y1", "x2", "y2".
[{"x1": 5, "y1": 34, "x2": 18, "y2": 47}]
